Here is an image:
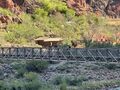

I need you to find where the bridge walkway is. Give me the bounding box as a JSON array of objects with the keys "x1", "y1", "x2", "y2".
[{"x1": 0, "y1": 47, "x2": 120, "y2": 62}]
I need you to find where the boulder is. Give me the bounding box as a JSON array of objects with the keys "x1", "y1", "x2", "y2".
[
  {"x1": 0, "y1": 63, "x2": 16, "y2": 80},
  {"x1": 0, "y1": 14, "x2": 22, "y2": 28},
  {"x1": 0, "y1": 14, "x2": 11, "y2": 24},
  {"x1": 12, "y1": 0, "x2": 24, "y2": 5}
]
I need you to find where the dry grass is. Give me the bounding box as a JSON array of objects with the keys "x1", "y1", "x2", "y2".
[
  {"x1": 0, "y1": 31, "x2": 8, "y2": 45},
  {"x1": 107, "y1": 19, "x2": 120, "y2": 26}
]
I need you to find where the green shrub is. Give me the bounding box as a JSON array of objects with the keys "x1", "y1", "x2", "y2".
[
  {"x1": 33, "y1": 8, "x2": 48, "y2": 18},
  {"x1": 79, "y1": 80, "x2": 120, "y2": 90},
  {"x1": 12, "y1": 61, "x2": 49, "y2": 76},
  {"x1": 26, "y1": 61, "x2": 49, "y2": 73},
  {"x1": 5, "y1": 22, "x2": 44, "y2": 44},
  {"x1": 60, "y1": 82, "x2": 67, "y2": 90},
  {"x1": 11, "y1": 62, "x2": 27, "y2": 77},
  {"x1": 0, "y1": 8, "x2": 13, "y2": 16},
  {"x1": 16, "y1": 68, "x2": 27, "y2": 78},
  {"x1": 80, "y1": 82, "x2": 101, "y2": 90},
  {"x1": 36, "y1": 0, "x2": 75, "y2": 18},
  {"x1": 0, "y1": 72, "x2": 43, "y2": 90},
  {"x1": 103, "y1": 63, "x2": 118, "y2": 70},
  {"x1": 65, "y1": 76, "x2": 88, "y2": 86},
  {"x1": 53, "y1": 76, "x2": 63, "y2": 85},
  {"x1": 24, "y1": 72, "x2": 42, "y2": 90},
  {"x1": 24, "y1": 72, "x2": 38, "y2": 81},
  {"x1": 53, "y1": 76, "x2": 88, "y2": 86},
  {"x1": 5, "y1": 13, "x2": 44, "y2": 44}
]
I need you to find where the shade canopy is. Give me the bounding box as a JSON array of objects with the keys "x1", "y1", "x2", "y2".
[{"x1": 34, "y1": 37, "x2": 63, "y2": 47}]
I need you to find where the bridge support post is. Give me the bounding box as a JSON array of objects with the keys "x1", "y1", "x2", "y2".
[
  {"x1": 23, "y1": 48, "x2": 26, "y2": 60},
  {"x1": 9, "y1": 47, "x2": 11, "y2": 59},
  {"x1": 40, "y1": 48, "x2": 42, "y2": 60},
  {"x1": 31, "y1": 48, "x2": 34, "y2": 60},
  {"x1": 48, "y1": 47, "x2": 51, "y2": 61},
  {"x1": 16, "y1": 48, "x2": 19, "y2": 60},
  {"x1": 57, "y1": 47, "x2": 60, "y2": 60},
  {"x1": 1, "y1": 48, "x2": 4, "y2": 60}
]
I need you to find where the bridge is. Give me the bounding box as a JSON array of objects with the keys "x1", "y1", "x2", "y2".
[{"x1": 0, "y1": 47, "x2": 120, "y2": 62}]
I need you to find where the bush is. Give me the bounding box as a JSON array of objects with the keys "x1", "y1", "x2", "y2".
[
  {"x1": 60, "y1": 82, "x2": 67, "y2": 90},
  {"x1": 11, "y1": 62, "x2": 27, "y2": 77},
  {"x1": 0, "y1": 72, "x2": 43, "y2": 90},
  {"x1": 26, "y1": 61, "x2": 49, "y2": 73},
  {"x1": 79, "y1": 80, "x2": 120, "y2": 90},
  {"x1": 53, "y1": 76, "x2": 88, "y2": 86},
  {"x1": 32, "y1": 8, "x2": 48, "y2": 21},
  {"x1": 0, "y1": 8, "x2": 13, "y2": 16},
  {"x1": 24, "y1": 72, "x2": 42, "y2": 90},
  {"x1": 103, "y1": 63, "x2": 118, "y2": 70},
  {"x1": 53, "y1": 76, "x2": 63, "y2": 85},
  {"x1": 5, "y1": 13, "x2": 44, "y2": 44},
  {"x1": 5, "y1": 22, "x2": 44, "y2": 44},
  {"x1": 12, "y1": 61, "x2": 49, "y2": 77},
  {"x1": 65, "y1": 76, "x2": 87, "y2": 86},
  {"x1": 24, "y1": 72, "x2": 38, "y2": 81}
]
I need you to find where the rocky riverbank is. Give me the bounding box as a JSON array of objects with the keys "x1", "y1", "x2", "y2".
[
  {"x1": 0, "y1": 61, "x2": 120, "y2": 90},
  {"x1": 0, "y1": 63, "x2": 17, "y2": 80},
  {"x1": 42, "y1": 62, "x2": 120, "y2": 82},
  {"x1": 0, "y1": 61, "x2": 120, "y2": 82}
]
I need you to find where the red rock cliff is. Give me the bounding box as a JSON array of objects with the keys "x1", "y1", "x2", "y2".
[
  {"x1": 0, "y1": 0, "x2": 14, "y2": 9},
  {"x1": 67, "y1": 0, "x2": 120, "y2": 18}
]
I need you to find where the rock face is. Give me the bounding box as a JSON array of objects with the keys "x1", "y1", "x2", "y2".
[
  {"x1": 0, "y1": 0, "x2": 120, "y2": 18},
  {"x1": 91, "y1": 0, "x2": 120, "y2": 18},
  {"x1": 0, "y1": 0, "x2": 14, "y2": 8},
  {"x1": 105, "y1": 0, "x2": 120, "y2": 18},
  {"x1": 0, "y1": 0, "x2": 23, "y2": 15},
  {"x1": 0, "y1": 0, "x2": 25, "y2": 9},
  {"x1": 0, "y1": 0, "x2": 24, "y2": 27},
  {"x1": 12, "y1": 0, "x2": 24, "y2": 5},
  {"x1": 0, "y1": 0, "x2": 36, "y2": 14},
  {"x1": 67, "y1": 0, "x2": 120, "y2": 18},
  {"x1": 67, "y1": 0, "x2": 91, "y2": 15},
  {"x1": 0, "y1": 14, "x2": 11, "y2": 24}
]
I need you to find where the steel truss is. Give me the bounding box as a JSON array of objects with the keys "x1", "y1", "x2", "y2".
[{"x1": 0, "y1": 47, "x2": 120, "y2": 62}]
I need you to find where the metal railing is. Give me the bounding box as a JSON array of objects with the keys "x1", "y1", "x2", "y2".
[{"x1": 0, "y1": 47, "x2": 120, "y2": 62}]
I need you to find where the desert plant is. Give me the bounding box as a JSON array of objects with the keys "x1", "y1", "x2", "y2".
[
  {"x1": 53, "y1": 76, "x2": 63, "y2": 85},
  {"x1": 0, "y1": 8, "x2": 13, "y2": 16},
  {"x1": 11, "y1": 62, "x2": 27, "y2": 77},
  {"x1": 26, "y1": 61, "x2": 49, "y2": 73},
  {"x1": 60, "y1": 82, "x2": 67, "y2": 90},
  {"x1": 103, "y1": 63, "x2": 118, "y2": 70}
]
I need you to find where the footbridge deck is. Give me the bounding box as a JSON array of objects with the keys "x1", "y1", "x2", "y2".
[{"x1": 0, "y1": 47, "x2": 120, "y2": 62}]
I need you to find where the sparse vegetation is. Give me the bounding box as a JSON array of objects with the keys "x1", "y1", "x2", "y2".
[
  {"x1": 0, "y1": 0, "x2": 120, "y2": 90},
  {"x1": 1, "y1": 0, "x2": 119, "y2": 47},
  {"x1": 0, "y1": 60, "x2": 120, "y2": 90},
  {"x1": 11, "y1": 61, "x2": 49, "y2": 78},
  {"x1": 80, "y1": 80, "x2": 120, "y2": 90},
  {"x1": 26, "y1": 61, "x2": 49, "y2": 73},
  {"x1": 53, "y1": 76, "x2": 88, "y2": 86},
  {"x1": 0, "y1": 8, "x2": 13, "y2": 16},
  {"x1": 0, "y1": 72, "x2": 52, "y2": 90}
]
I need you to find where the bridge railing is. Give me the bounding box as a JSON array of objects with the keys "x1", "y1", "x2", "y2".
[{"x1": 0, "y1": 47, "x2": 120, "y2": 62}]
